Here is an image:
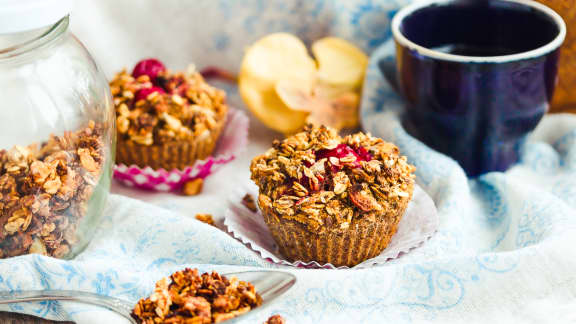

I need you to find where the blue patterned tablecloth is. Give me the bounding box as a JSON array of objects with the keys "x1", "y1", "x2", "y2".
[{"x1": 1, "y1": 0, "x2": 575, "y2": 323}]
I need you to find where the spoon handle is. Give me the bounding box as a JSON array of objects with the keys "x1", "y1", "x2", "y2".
[{"x1": 0, "y1": 290, "x2": 136, "y2": 323}]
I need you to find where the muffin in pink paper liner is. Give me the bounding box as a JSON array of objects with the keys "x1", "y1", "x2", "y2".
[
  {"x1": 224, "y1": 182, "x2": 439, "y2": 269},
  {"x1": 111, "y1": 59, "x2": 231, "y2": 171},
  {"x1": 114, "y1": 108, "x2": 248, "y2": 192}
]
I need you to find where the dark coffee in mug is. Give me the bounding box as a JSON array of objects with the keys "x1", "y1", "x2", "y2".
[
  {"x1": 404, "y1": 3, "x2": 560, "y2": 57},
  {"x1": 391, "y1": 0, "x2": 566, "y2": 176}
]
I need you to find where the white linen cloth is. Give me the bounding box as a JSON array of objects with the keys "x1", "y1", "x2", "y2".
[{"x1": 0, "y1": 0, "x2": 575, "y2": 323}]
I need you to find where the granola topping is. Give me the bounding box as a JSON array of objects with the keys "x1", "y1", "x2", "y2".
[
  {"x1": 131, "y1": 268, "x2": 262, "y2": 324},
  {"x1": 250, "y1": 125, "x2": 415, "y2": 233},
  {"x1": 110, "y1": 59, "x2": 228, "y2": 146},
  {"x1": 195, "y1": 213, "x2": 215, "y2": 226},
  {"x1": 0, "y1": 122, "x2": 104, "y2": 258}
]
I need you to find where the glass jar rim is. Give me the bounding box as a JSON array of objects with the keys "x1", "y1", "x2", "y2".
[{"x1": 0, "y1": 16, "x2": 68, "y2": 61}]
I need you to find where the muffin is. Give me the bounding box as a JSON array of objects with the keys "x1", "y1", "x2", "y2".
[
  {"x1": 110, "y1": 59, "x2": 228, "y2": 170},
  {"x1": 250, "y1": 125, "x2": 415, "y2": 267}
]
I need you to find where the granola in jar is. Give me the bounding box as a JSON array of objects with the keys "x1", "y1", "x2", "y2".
[
  {"x1": 131, "y1": 268, "x2": 262, "y2": 324},
  {"x1": 0, "y1": 121, "x2": 105, "y2": 258},
  {"x1": 250, "y1": 124, "x2": 416, "y2": 267},
  {"x1": 110, "y1": 59, "x2": 228, "y2": 170}
]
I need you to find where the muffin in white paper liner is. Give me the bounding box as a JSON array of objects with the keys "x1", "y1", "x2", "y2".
[
  {"x1": 224, "y1": 182, "x2": 439, "y2": 269},
  {"x1": 114, "y1": 108, "x2": 248, "y2": 192}
]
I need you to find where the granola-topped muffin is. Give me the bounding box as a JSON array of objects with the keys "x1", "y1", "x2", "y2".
[
  {"x1": 250, "y1": 125, "x2": 415, "y2": 267},
  {"x1": 110, "y1": 58, "x2": 228, "y2": 170}
]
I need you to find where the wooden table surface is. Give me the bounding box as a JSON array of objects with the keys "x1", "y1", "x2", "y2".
[{"x1": 0, "y1": 312, "x2": 73, "y2": 323}]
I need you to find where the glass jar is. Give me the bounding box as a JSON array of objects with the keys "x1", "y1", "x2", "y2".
[{"x1": 0, "y1": 16, "x2": 115, "y2": 258}]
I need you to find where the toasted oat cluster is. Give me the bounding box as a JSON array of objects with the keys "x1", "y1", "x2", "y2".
[
  {"x1": 250, "y1": 125, "x2": 415, "y2": 232},
  {"x1": 195, "y1": 213, "x2": 215, "y2": 226},
  {"x1": 0, "y1": 121, "x2": 104, "y2": 258},
  {"x1": 184, "y1": 178, "x2": 204, "y2": 196},
  {"x1": 265, "y1": 315, "x2": 286, "y2": 324},
  {"x1": 110, "y1": 59, "x2": 227, "y2": 146},
  {"x1": 132, "y1": 268, "x2": 262, "y2": 324}
]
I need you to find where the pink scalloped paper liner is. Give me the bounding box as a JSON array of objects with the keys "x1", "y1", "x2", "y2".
[
  {"x1": 113, "y1": 108, "x2": 249, "y2": 192},
  {"x1": 224, "y1": 182, "x2": 439, "y2": 269}
]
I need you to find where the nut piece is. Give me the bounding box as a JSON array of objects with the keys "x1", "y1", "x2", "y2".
[
  {"x1": 30, "y1": 161, "x2": 51, "y2": 184},
  {"x1": 332, "y1": 171, "x2": 350, "y2": 195},
  {"x1": 195, "y1": 213, "x2": 214, "y2": 226},
  {"x1": 29, "y1": 238, "x2": 48, "y2": 255},
  {"x1": 265, "y1": 315, "x2": 286, "y2": 324},
  {"x1": 182, "y1": 178, "x2": 204, "y2": 196},
  {"x1": 349, "y1": 184, "x2": 382, "y2": 212}
]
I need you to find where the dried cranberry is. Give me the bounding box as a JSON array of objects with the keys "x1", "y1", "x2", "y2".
[
  {"x1": 316, "y1": 144, "x2": 354, "y2": 161},
  {"x1": 285, "y1": 145, "x2": 371, "y2": 197},
  {"x1": 134, "y1": 86, "x2": 165, "y2": 102},
  {"x1": 132, "y1": 58, "x2": 166, "y2": 81},
  {"x1": 355, "y1": 146, "x2": 372, "y2": 162},
  {"x1": 316, "y1": 144, "x2": 372, "y2": 170}
]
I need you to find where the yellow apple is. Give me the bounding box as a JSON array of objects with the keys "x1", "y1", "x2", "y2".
[
  {"x1": 312, "y1": 37, "x2": 369, "y2": 91},
  {"x1": 239, "y1": 33, "x2": 316, "y2": 134},
  {"x1": 239, "y1": 33, "x2": 368, "y2": 134}
]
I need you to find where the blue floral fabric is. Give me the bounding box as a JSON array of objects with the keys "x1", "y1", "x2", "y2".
[{"x1": 1, "y1": 0, "x2": 576, "y2": 323}]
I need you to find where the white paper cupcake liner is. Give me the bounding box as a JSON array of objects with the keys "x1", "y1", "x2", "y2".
[{"x1": 224, "y1": 182, "x2": 439, "y2": 269}]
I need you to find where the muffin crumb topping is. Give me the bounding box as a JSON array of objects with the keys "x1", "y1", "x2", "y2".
[
  {"x1": 110, "y1": 59, "x2": 228, "y2": 146},
  {"x1": 250, "y1": 125, "x2": 415, "y2": 233}
]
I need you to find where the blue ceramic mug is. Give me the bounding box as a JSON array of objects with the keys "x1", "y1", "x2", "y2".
[{"x1": 388, "y1": 0, "x2": 566, "y2": 177}]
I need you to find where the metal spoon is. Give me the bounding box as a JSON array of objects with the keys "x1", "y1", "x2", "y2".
[{"x1": 0, "y1": 270, "x2": 296, "y2": 324}]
